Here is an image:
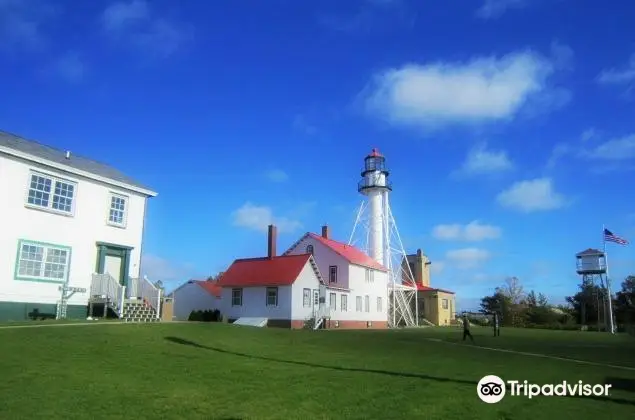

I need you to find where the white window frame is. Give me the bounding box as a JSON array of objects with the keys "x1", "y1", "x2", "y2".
[
  {"x1": 24, "y1": 170, "x2": 77, "y2": 216},
  {"x1": 266, "y1": 287, "x2": 278, "y2": 306},
  {"x1": 329, "y1": 292, "x2": 336, "y2": 310},
  {"x1": 303, "y1": 288, "x2": 311, "y2": 307},
  {"x1": 364, "y1": 295, "x2": 370, "y2": 312},
  {"x1": 377, "y1": 297, "x2": 382, "y2": 312},
  {"x1": 306, "y1": 245, "x2": 314, "y2": 255},
  {"x1": 14, "y1": 239, "x2": 71, "y2": 284},
  {"x1": 341, "y1": 294, "x2": 348, "y2": 312},
  {"x1": 442, "y1": 298, "x2": 449, "y2": 309},
  {"x1": 231, "y1": 288, "x2": 243, "y2": 306},
  {"x1": 107, "y1": 192, "x2": 129, "y2": 228},
  {"x1": 329, "y1": 265, "x2": 337, "y2": 283},
  {"x1": 356, "y1": 296, "x2": 362, "y2": 312}
]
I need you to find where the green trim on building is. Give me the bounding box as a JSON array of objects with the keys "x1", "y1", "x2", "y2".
[
  {"x1": 0, "y1": 301, "x2": 87, "y2": 322},
  {"x1": 95, "y1": 242, "x2": 133, "y2": 287},
  {"x1": 13, "y1": 239, "x2": 72, "y2": 284}
]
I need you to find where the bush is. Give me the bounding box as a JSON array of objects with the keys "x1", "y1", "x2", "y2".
[{"x1": 187, "y1": 309, "x2": 222, "y2": 322}]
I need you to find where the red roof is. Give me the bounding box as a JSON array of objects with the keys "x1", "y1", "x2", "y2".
[
  {"x1": 216, "y1": 254, "x2": 312, "y2": 287},
  {"x1": 367, "y1": 148, "x2": 383, "y2": 158},
  {"x1": 195, "y1": 280, "x2": 222, "y2": 298},
  {"x1": 307, "y1": 233, "x2": 387, "y2": 271},
  {"x1": 404, "y1": 281, "x2": 455, "y2": 294}
]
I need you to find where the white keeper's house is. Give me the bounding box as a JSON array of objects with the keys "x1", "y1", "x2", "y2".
[
  {"x1": 0, "y1": 130, "x2": 158, "y2": 322},
  {"x1": 217, "y1": 224, "x2": 390, "y2": 329}
]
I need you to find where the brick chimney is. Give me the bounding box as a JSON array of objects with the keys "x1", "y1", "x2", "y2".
[
  {"x1": 321, "y1": 225, "x2": 330, "y2": 239},
  {"x1": 268, "y1": 224, "x2": 277, "y2": 258}
]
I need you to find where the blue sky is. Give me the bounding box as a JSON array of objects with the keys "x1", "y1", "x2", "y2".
[{"x1": 1, "y1": 0, "x2": 634, "y2": 310}]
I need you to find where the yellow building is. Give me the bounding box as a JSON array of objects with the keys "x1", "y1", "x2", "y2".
[{"x1": 402, "y1": 249, "x2": 456, "y2": 326}]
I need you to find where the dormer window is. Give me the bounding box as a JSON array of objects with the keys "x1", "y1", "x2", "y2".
[{"x1": 306, "y1": 245, "x2": 314, "y2": 255}]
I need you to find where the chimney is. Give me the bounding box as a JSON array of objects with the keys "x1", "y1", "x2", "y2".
[
  {"x1": 321, "y1": 225, "x2": 330, "y2": 239},
  {"x1": 267, "y1": 224, "x2": 277, "y2": 258},
  {"x1": 65, "y1": 151, "x2": 71, "y2": 159}
]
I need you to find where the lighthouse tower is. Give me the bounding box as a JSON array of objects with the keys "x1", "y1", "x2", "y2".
[{"x1": 349, "y1": 149, "x2": 418, "y2": 328}]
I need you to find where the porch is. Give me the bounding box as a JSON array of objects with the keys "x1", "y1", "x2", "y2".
[{"x1": 88, "y1": 273, "x2": 162, "y2": 322}]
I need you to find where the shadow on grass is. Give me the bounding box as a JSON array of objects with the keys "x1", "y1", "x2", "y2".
[
  {"x1": 165, "y1": 336, "x2": 477, "y2": 386},
  {"x1": 558, "y1": 377, "x2": 635, "y2": 407}
]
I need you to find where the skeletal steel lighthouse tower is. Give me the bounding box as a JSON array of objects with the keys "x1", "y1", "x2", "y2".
[{"x1": 349, "y1": 149, "x2": 418, "y2": 327}]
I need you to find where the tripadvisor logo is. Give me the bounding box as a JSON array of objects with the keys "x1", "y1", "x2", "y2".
[{"x1": 477, "y1": 375, "x2": 612, "y2": 404}]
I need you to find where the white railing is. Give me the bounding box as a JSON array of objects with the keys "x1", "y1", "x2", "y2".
[
  {"x1": 128, "y1": 275, "x2": 162, "y2": 319},
  {"x1": 91, "y1": 273, "x2": 126, "y2": 317}
]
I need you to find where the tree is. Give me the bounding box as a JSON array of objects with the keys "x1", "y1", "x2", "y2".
[
  {"x1": 614, "y1": 275, "x2": 635, "y2": 329},
  {"x1": 207, "y1": 272, "x2": 224, "y2": 282},
  {"x1": 501, "y1": 276, "x2": 525, "y2": 304},
  {"x1": 565, "y1": 278, "x2": 606, "y2": 328}
]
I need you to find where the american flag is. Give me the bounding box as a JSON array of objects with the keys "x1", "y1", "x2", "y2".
[{"x1": 604, "y1": 228, "x2": 629, "y2": 245}]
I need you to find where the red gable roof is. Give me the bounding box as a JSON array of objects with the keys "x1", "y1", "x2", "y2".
[
  {"x1": 195, "y1": 280, "x2": 222, "y2": 298},
  {"x1": 216, "y1": 254, "x2": 312, "y2": 288},
  {"x1": 404, "y1": 281, "x2": 455, "y2": 294},
  {"x1": 307, "y1": 233, "x2": 387, "y2": 272}
]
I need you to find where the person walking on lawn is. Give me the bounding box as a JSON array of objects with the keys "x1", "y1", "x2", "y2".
[
  {"x1": 493, "y1": 312, "x2": 501, "y2": 337},
  {"x1": 462, "y1": 313, "x2": 474, "y2": 343}
]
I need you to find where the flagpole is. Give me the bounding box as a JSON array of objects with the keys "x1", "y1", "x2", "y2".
[{"x1": 602, "y1": 225, "x2": 616, "y2": 334}]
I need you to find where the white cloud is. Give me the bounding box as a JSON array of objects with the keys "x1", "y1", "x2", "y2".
[
  {"x1": 445, "y1": 248, "x2": 491, "y2": 269},
  {"x1": 597, "y1": 54, "x2": 635, "y2": 85},
  {"x1": 0, "y1": 0, "x2": 57, "y2": 51},
  {"x1": 361, "y1": 50, "x2": 559, "y2": 130},
  {"x1": 545, "y1": 142, "x2": 571, "y2": 169},
  {"x1": 140, "y1": 254, "x2": 198, "y2": 285},
  {"x1": 580, "y1": 128, "x2": 598, "y2": 142},
  {"x1": 497, "y1": 177, "x2": 567, "y2": 212},
  {"x1": 265, "y1": 169, "x2": 288, "y2": 182},
  {"x1": 430, "y1": 260, "x2": 445, "y2": 274},
  {"x1": 432, "y1": 221, "x2": 502, "y2": 242},
  {"x1": 550, "y1": 40, "x2": 574, "y2": 70},
  {"x1": 457, "y1": 143, "x2": 514, "y2": 175},
  {"x1": 101, "y1": 0, "x2": 191, "y2": 58},
  {"x1": 102, "y1": 0, "x2": 148, "y2": 31},
  {"x1": 585, "y1": 134, "x2": 635, "y2": 161},
  {"x1": 232, "y1": 202, "x2": 303, "y2": 234},
  {"x1": 475, "y1": 0, "x2": 527, "y2": 19},
  {"x1": 51, "y1": 51, "x2": 84, "y2": 83}
]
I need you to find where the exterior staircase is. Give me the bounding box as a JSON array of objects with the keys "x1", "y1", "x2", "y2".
[
  {"x1": 122, "y1": 299, "x2": 160, "y2": 323},
  {"x1": 89, "y1": 273, "x2": 162, "y2": 323}
]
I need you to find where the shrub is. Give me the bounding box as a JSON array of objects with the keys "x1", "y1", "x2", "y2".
[{"x1": 188, "y1": 309, "x2": 222, "y2": 322}]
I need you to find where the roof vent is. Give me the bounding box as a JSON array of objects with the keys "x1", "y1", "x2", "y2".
[{"x1": 65, "y1": 151, "x2": 71, "y2": 159}]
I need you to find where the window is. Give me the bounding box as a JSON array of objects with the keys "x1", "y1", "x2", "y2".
[
  {"x1": 365, "y1": 295, "x2": 370, "y2": 312},
  {"x1": 329, "y1": 265, "x2": 337, "y2": 283},
  {"x1": 377, "y1": 297, "x2": 382, "y2": 312},
  {"x1": 108, "y1": 193, "x2": 128, "y2": 227},
  {"x1": 341, "y1": 295, "x2": 348, "y2": 311},
  {"x1": 442, "y1": 298, "x2": 448, "y2": 309},
  {"x1": 266, "y1": 287, "x2": 278, "y2": 306},
  {"x1": 369, "y1": 270, "x2": 374, "y2": 283},
  {"x1": 306, "y1": 245, "x2": 314, "y2": 255},
  {"x1": 303, "y1": 288, "x2": 311, "y2": 307},
  {"x1": 409, "y1": 262, "x2": 416, "y2": 279},
  {"x1": 313, "y1": 290, "x2": 319, "y2": 305},
  {"x1": 365, "y1": 268, "x2": 369, "y2": 283},
  {"x1": 356, "y1": 296, "x2": 362, "y2": 312},
  {"x1": 15, "y1": 240, "x2": 71, "y2": 283},
  {"x1": 231, "y1": 288, "x2": 242, "y2": 306},
  {"x1": 329, "y1": 292, "x2": 336, "y2": 310},
  {"x1": 26, "y1": 172, "x2": 76, "y2": 215}
]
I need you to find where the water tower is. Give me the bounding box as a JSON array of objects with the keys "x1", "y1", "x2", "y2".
[
  {"x1": 575, "y1": 248, "x2": 613, "y2": 333},
  {"x1": 348, "y1": 148, "x2": 418, "y2": 328}
]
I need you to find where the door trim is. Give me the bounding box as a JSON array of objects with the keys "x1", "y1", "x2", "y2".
[{"x1": 96, "y1": 242, "x2": 134, "y2": 287}]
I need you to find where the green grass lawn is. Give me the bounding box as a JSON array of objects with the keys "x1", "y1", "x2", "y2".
[{"x1": 1, "y1": 322, "x2": 634, "y2": 419}]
